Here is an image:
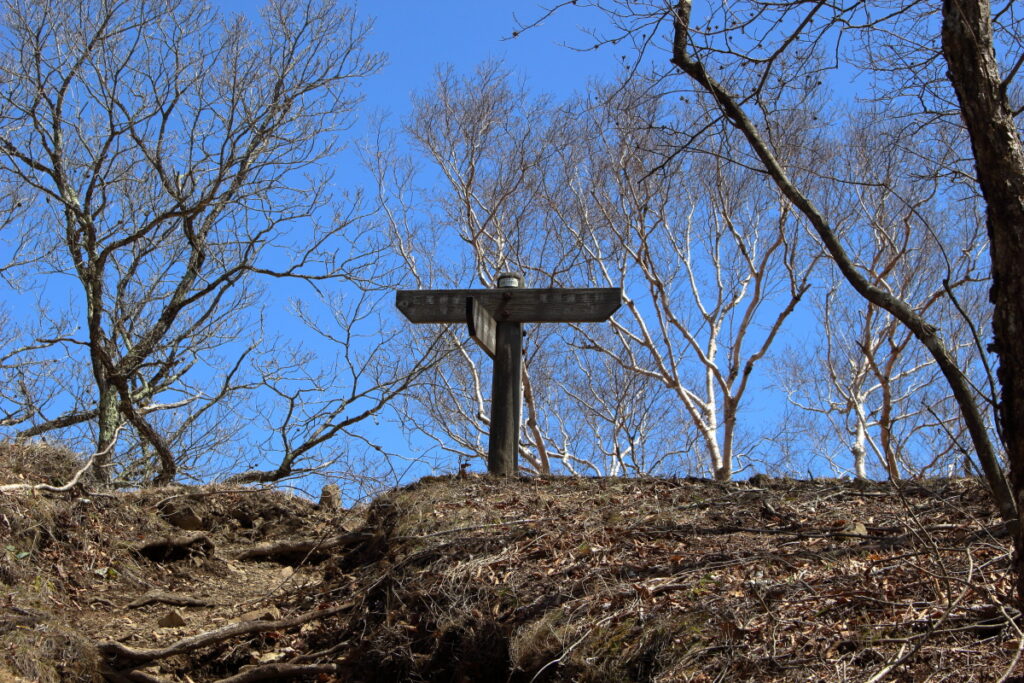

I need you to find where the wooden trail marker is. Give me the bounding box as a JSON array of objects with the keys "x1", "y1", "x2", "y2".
[
  {"x1": 466, "y1": 298, "x2": 497, "y2": 359},
  {"x1": 396, "y1": 274, "x2": 622, "y2": 476}
]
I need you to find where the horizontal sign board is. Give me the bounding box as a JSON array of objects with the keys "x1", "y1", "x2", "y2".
[{"x1": 396, "y1": 287, "x2": 622, "y2": 324}]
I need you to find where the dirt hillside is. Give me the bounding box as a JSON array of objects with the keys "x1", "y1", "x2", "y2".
[{"x1": 1, "y1": 443, "x2": 1022, "y2": 682}]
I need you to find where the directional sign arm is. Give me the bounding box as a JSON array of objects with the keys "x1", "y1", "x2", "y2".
[
  {"x1": 466, "y1": 297, "x2": 497, "y2": 358},
  {"x1": 396, "y1": 287, "x2": 623, "y2": 324}
]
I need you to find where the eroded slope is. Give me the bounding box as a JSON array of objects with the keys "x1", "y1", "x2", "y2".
[{"x1": 0, "y1": 445, "x2": 1020, "y2": 682}]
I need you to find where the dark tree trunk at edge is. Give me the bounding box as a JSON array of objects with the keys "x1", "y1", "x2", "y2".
[{"x1": 941, "y1": 0, "x2": 1024, "y2": 603}]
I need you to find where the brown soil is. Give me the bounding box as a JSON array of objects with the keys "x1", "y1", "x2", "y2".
[{"x1": 1, "y1": 444, "x2": 1022, "y2": 682}]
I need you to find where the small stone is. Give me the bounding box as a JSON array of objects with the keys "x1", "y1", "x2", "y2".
[
  {"x1": 258, "y1": 651, "x2": 286, "y2": 663},
  {"x1": 171, "y1": 511, "x2": 204, "y2": 531},
  {"x1": 318, "y1": 484, "x2": 341, "y2": 512},
  {"x1": 157, "y1": 610, "x2": 186, "y2": 628},
  {"x1": 842, "y1": 521, "x2": 868, "y2": 536},
  {"x1": 748, "y1": 473, "x2": 771, "y2": 487},
  {"x1": 280, "y1": 566, "x2": 294, "y2": 579},
  {"x1": 160, "y1": 503, "x2": 204, "y2": 530}
]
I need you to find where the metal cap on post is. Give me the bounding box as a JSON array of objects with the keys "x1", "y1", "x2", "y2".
[{"x1": 496, "y1": 271, "x2": 523, "y2": 289}]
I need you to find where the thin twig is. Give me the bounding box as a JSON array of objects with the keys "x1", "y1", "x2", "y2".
[{"x1": 864, "y1": 643, "x2": 908, "y2": 683}]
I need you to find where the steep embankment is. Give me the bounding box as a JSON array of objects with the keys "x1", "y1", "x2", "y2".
[{"x1": 0, "y1": 443, "x2": 1020, "y2": 681}]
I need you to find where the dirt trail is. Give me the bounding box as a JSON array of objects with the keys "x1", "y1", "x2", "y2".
[{"x1": 0, "y1": 446, "x2": 367, "y2": 682}]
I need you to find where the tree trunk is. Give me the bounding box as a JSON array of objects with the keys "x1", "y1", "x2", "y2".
[
  {"x1": 941, "y1": 0, "x2": 1024, "y2": 601},
  {"x1": 521, "y1": 368, "x2": 551, "y2": 474},
  {"x1": 852, "y1": 411, "x2": 868, "y2": 480},
  {"x1": 878, "y1": 378, "x2": 900, "y2": 481},
  {"x1": 705, "y1": 422, "x2": 728, "y2": 481},
  {"x1": 95, "y1": 384, "x2": 120, "y2": 482},
  {"x1": 719, "y1": 397, "x2": 737, "y2": 482}
]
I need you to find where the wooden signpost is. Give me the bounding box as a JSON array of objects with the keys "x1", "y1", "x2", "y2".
[{"x1": 396, "y1": 273, "x2": 622, "y2": 476}]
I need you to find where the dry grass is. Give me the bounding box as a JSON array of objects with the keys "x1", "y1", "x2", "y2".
[
  {"x1": 321, "y1": 476, "x2": 1021, "y2": 682},
  {"x1": 0, "y1": 444, "x2": 1021, "y2": 682},
  {"x1": 0, "y1": 440, "x2": 88, "y2": 486}
]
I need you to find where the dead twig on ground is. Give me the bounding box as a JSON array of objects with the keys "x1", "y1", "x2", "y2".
[{"x1": 396, "y1": 516, "x2": 554, "y2": 540}]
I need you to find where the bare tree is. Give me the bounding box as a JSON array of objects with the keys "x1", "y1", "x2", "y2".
[
  {"x1": 0, "y1": 0, "x2": 384, "y2": 484},
  {"x1": 233, "y1": 285, "x2": 444, "y2": 484},
  {"x1": 380, "y1": 64, "x2": 819, "y2": 480},
  {"x1": 562, "y1": 327, "x2": 692, "y2": 476},
  {"x1": 782, "y1": 281, "x2": 984, "y2": 480},
  {"x1": 515, "y1": 0, "x2": 1016, "y2": 527},
  {"x1": 780, "y1": 111, "x2": 993, "y2": 481},
  {"x1": 552, "y1": 82, "x2": 819, "y2": 480},
  {"x1": 375, "y1": 63, "x2": 600, "y2": 475},
  {"x1": 941, "y1": 0, "x2": 1024, "y2": 596}
]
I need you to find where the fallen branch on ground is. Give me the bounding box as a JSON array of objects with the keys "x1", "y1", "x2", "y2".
[
  {"x1": 99, "y1": 667, "x2": 173, "y2": 683},
  {"x1": 98, "y1": 602, "x2": 354, "y2": 667},
  {"x1": 395, "y1": 516, "x2": 553, "y2": 540},
  {"x1": 126, "y1": 591, "x2": 217, "y2": 609},
  {"x1": 235, "y1": 532, "x2": 372, "y2": 564},
  {"x1": 152, "y1": 486, "x2": 279, "y2": 510},
  {"x1": 213, "y1": 663, "x2": 338, "y2": 682}
]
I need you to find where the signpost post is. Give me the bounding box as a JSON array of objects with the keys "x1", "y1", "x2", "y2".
[{"x1": 396, "y1": 274, "x2": 622, "y2": 476}]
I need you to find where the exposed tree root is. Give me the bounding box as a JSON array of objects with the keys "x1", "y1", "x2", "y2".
[
  {"x1": 98, "y1": 603, "x2": 353, "y2": 668},
  {"x1": 213, "y1": 663, "x2": 338, "y2": 682},
  {"x1": 100, "y1": 667, "x2": 173, "y2": 683},
  {"x1": 126, "y1": 591, "x2": 217, "y2": 609},
  {"x1": 235, "y1": 532, "x2": 371, "y2": 565},
  {"x1": 137, "y1": 532, "x2": 214, "y2": 562}
]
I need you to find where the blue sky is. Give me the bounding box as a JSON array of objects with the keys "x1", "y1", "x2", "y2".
[
  {"x1": 361, "y1": 4, "x2": 618, "y2": 111},
  {"x1": 206, "y1": 2, "x2": 630, "y2": 489},
  {"x1": 0, "y1": 1, "x2": 962, "y2": 490},
  {"x1": 218, "y1": 2, "x2": 621, "y2": 116},
  {"x1": 203, "y1": 2, "x2": 829, "y2": 487}
]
